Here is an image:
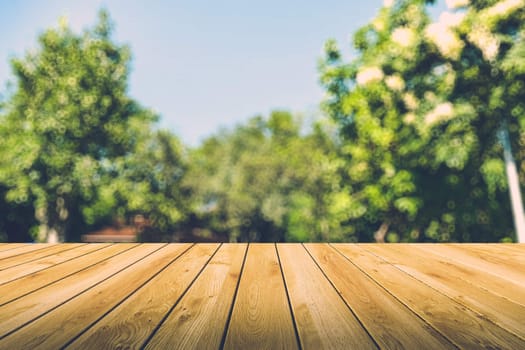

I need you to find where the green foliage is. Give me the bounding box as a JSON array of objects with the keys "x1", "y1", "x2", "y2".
[
  {"x1": 319, "y1": 0, "x2": 524, "y2": 242},
  {"x1": 0, "y1": 10, "x2": 185, "y2": 242},
  {"x1": 1, "y1": 3, "x2": 524, "y2": 243},
  {"x1": 184, "y1": 111, "x2": 351, "y2": 242},
  {"x1": 83, "y1": 130, "x2": 187, "y2": 236}
]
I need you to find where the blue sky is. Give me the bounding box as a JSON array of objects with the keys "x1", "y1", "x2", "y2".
[{"x1": 0, "y1": 0, "x2": 446, "y2": 146}]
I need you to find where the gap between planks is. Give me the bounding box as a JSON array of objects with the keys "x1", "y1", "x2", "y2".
[{"x1": 0, "y1": 243, "x2": 523, "y2": 350}]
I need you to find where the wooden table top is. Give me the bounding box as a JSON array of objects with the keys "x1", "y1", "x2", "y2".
[{"x1": 0, "y1": 243, "x2": 523, "y2": 349}]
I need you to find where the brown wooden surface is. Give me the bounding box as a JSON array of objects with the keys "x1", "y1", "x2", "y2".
[
  {"x1": 145, "y1": 244, "x2": 246, "y2": 350},
  {"x1": 69, "y1": 244, "x2": 217, "y2": 349},
  {"x1": 0, "y1": 243, "x2": 523, "y2": 349},
  {"x1": 0, "y1": 244, "x2": 84, "y2": 270},
  {"x1": 0, "y1": 244, "x2": 27, "y2": 252},
  {"x1": 279, "y1": 244, "x2": 377, "y2": 349},
  {"x1": 305, "y1": 244, "x2": 454, "y2": 349},
  {"x1": 0, "y1": 244, "x2": 53, "y2": 260},
  {"x1": 0, "y1": 244, "x2": 131, "y2": 305},
  {"x1": 363, "y1": 244, "x2": 525, "y2": 340},
  {"x1": 0, "y1": 244, "x2": 109, "y2": 285},
  {"x1": 224, "y1": 244, "x2": 298, "y2": 350},
  {"x1": 335, "y1": 244, "x2": 525, "y2": 349}
]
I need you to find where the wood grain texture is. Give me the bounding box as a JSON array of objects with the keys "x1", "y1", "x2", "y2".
[
  {"x1": 407, "y1": 244, "x2": 525, "y2": 307},
  {"x1": 450, "y1": 243, "x2": 525, "y2": 269},
  {"x1": 305, "y1": 244, "x2": 455, "y2": 349},
  {"x1": 336, "y1": 244, "x2": 525, "y2": 349},
  {"x1": 0, "y1": 243, "x2": 162, "y2": 336},
  {"x1": 0, "y1": 244, "x2": 53, "y2": 260},
  {"x1": 0, "y1": 244, "x2": 109, "y2": 285},
  {"x1": 145, "y1": 244, "x2": 247, "y2": 350},
  {"x1": 505, "y1": 243, "x2": 525, "y2": 251},
  {"x1": 278, "y1": 244, "x2": 377, "y2": 350},
  {"x1": 0, "y1": 244, "x2": 28, "y2": 252},
  {"x1": 0, "y1": 244, "x2": 85, "y2": 270},
  {"x1": 0, "y1": 243, "x2": 130, "y2": 305},
  {"x1": 0, "y1": 244, "x2": 191, "y2": 350},
  {"x1": 364, "y1": 244, "x2": 525, "y2": 340},
  {"x1": 461, "y1": 243, "x2": 525, "y2": 253},
  {"x1": 0, "y1": 243, "x2": 523, "y2": 349},
  {"x1": 224, "y1": 244, "x2": 299, "y2": 350},
  {"x1": 67, "y1": 244, "x2": 219, "y2": 350},
  {"x1": 416, "y1": 244, "x2": 525, "y2": 288}
]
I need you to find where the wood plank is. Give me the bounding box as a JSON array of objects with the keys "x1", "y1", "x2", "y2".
[
  {"x1": 363, "y1": 244, "x2": 525, "y2": 340},
  {"x1": 449, "y1": 243, "x2": 525, "y2": 269},
  {"x1": 496, "y1": 243, "x2": 525, "y2": 254},
  {"x1": 81, "y1": 234, "x2": 137, "y2": 243},
  {"x1": 406, "y1": 245, "x2": 525, "y2": 307},
  {"x1": 0, "y1": 244, "x2": 110, "y2": 284},
  {"x1": 144, "y1": 244, "x2": 247, "y2": 350},
  {"x1": 335, "y1": 244, "x2": 525, "y2": 349},
  {"x1": 0, "y1": 244, "x2": 53, "y2": 260},
  {"x1": 0, "y1": 244, "x2": 28, "y2": 253},
  {"x1": 278, "y1": 244, "x2": 377, "y2": 349},
  {"x1": 416, "y1": 244, "x2": 525, "y2": 287},
  {"x1": 0, "y1": 244, "x2": 192, "y2": 350},
  {"x1": 0, "y1": 243, "x2": 163, "y2": 337},
  {"x1": 305, "y1": 244, "x2": 455, "y2": 349},
  {"x1": 67, "y1": 243, "x2": 219, "y2": 350},
  {"x1": 483, "y1": 244, "x2": 525, "y2": 252},
  {"x1": 0, "y1": 244, "x2": 85, "y2": 270},
  {"x1": 0, "y1": 243, "x2": 522, "y2": 349},
  {"x1": 0, "y1": 244, "x2": 130, "y2": 305},
  {"x1": 224, "y1": 244, "x2": 299, "y2": 350}
]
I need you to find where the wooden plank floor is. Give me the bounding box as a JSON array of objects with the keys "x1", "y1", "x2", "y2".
[{"x1": 0, "y1": 243, "x2": 524, "y2": 349}]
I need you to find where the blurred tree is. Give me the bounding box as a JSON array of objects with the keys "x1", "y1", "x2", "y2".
[
  {"x1": 0, "y1": 10, "x2": 163, "y2": 242},
  {"x1": 82, "y1": 129, "x2": 187, "y2": 241},
  {"x1": 184, "y1": 111, "x2": 352, "y2": 242},
  {"x1": 465, "y1": 0, "x2": 525, "y2": 242},
  {"x1": 319, "y1": 0, "x2": 523, "y2": 242},
  {"x1": 0, "y1": 185, "x2": 36, "y2": 242}
]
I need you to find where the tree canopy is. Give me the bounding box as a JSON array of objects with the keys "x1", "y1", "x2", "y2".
[
  {"x1": 0, "y1": 10, "x2": 185, "y2": 242},
  {"x1": 184, "y1": 111, "x2": 354, "y2": 242},
  {"x1": 319, "y1": 0, "x2": 524, "y2": 242},
  {"x1": 1, "y1": 2, "x2": 524, "y2": 243}
]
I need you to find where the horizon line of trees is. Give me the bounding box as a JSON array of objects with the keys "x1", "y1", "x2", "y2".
[{"x1": 1, "y1": 0, "x2": 524, "y2": 243}]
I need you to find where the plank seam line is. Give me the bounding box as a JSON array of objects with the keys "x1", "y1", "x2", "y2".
[
  {"x1": 275, "y1": 243, "x2": 303, "y2": 350},
  {"x1": 458, "y1": 245, "x2": 525, "y2": 269},
  {"x1": 445, "y1": 245, "x2": 525, "y2": 267},
  {"x1": 329, "y1": 243, "x2": 460, "y2": 350},
  {"x1": 0, "y1": 243, "x2": 124, "y2": 307},
  {"x1": 0, "y1": 244, "x2": 88, "y2": 272},
  {"x1": 59, "y1": 243, "x2": 196, "y2": 350},
  {"x1": 0, "y1": 244, "x2": 112, "y2": 287},
  {"x1": 0, "y1": 243, "x2": 168, "y2": 341},
  {"x1": 0, "y1": 245, "x2": 36, "y2": 254},
  {"x1": 218, "y1": 242, "x2": 249, "y2": 350},
  {"x1": 0, "y1": 245, "x2": 60, "y2": 262},
  {"x1": 404, "y1": 245, "x2": 525, "y2": 308},
  {"x1": 219, "y1": 242, "x2": 250, "y2": 350},
  {"x1": 360, "y1": 244, "x2": 525, "y2": 343},
  {"x1": 302, "y1": 244, "x2": 380, "y2": 350},
  {"x1": 414, "y1": 245, "x2": 525, "y2": 289},
  {"x1": 140, "y1": 243, "x2": 223, "y2": 350}
]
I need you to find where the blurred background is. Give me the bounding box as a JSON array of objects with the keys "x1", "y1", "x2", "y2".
[{"x1": 0, "y1": 0, "x2": 524, "y2": 243}]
